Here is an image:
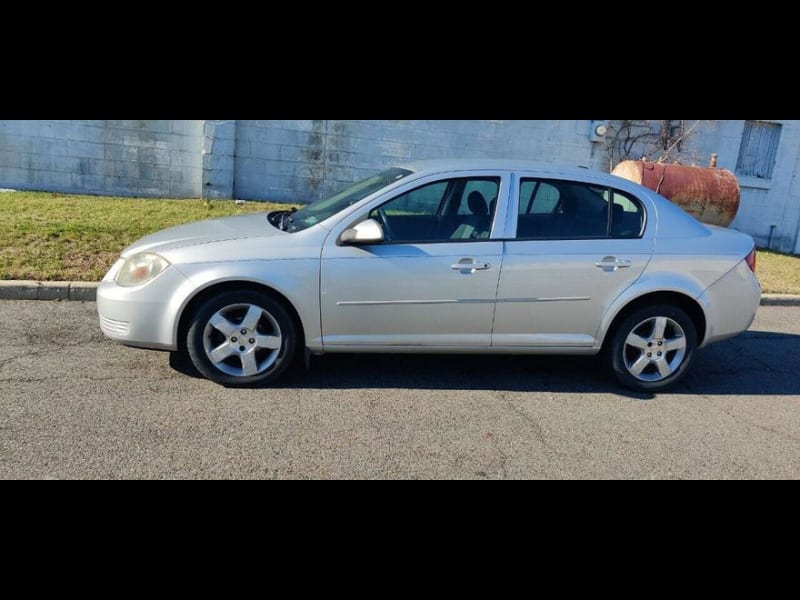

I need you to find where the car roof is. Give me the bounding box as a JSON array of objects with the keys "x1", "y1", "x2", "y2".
[{"x1": 395, "y1": 158, "x2": 610, "y2": 180}]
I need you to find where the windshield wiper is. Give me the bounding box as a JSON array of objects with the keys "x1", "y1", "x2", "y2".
[
  {"x1": 267, "y1": 208, "x2": 298, "y2": 232},
  {"x1": 279, "y1": 208, "x2": 297, "y2": 232}
]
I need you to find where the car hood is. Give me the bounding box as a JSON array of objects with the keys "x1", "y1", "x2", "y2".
[{"x1": 121, "y1": 213, "x2": 282, "y2": 257}]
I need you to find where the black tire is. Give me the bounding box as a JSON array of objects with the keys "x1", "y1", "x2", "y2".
[
  {"x1": 186, "y1": 289, "x2": 298, "y2": 387},
  {"x1": 608, "y1": 304, "x2": 697, "y2": 392}
]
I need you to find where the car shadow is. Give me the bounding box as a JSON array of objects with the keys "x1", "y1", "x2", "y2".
[{"x1": 169, "y1": 330, "x2": 800, "y2": 398}]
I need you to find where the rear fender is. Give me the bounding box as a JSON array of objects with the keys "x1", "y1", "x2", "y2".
[{"x1": 596, "y1": 273, "x2": 707, "y2": 347}]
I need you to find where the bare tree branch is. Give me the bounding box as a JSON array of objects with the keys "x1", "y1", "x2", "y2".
[{"x1": 604, "y1": 120, "x2": 706, "y2": 171}]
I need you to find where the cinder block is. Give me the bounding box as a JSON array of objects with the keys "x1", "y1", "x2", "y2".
[
  {"x1": 168, "y1": 150, "x2": 200, "y2": 169},
  {"x1": 138, "y1": 184, "x2": 170, "y2": 197},
  {"x1": 204, "y1": 153, "x2": 233, "y2": 171},
  {"x1": 235, "y1": 125, "x2": 261, "y2": 142},
  {"x1": 68, "y1": 141, "x2": 105, "y2": 159},
  {"x1": 0, "y1": 150, "x2": 22, "y2": 168},
  {"x1": 75, "y1": 158, "x2": 106, "y2": 177},
  {"x1": 138, "y1": 147, "x2": 170, "y2": 165},
  {"x1": 270, "y1": 128, "x2": 308, "y2": 147},
  {"x1": 0, "y1": 166, "x2": 33, "y2": 184},
  {"x1": 104, "y1": 175, "x2": 139, "y2": 194},
  {"x1": 154, "y1": 165, "x2": 173, "y2": 181},
  {"x1": 210, "y1": 137, "x2": 235, "y2": 156},
  {"x1": 0, "y1": 120, "x2": 21, "y2": 135},
  {"x1": 35, "y1": 170, "x2": 69, "y2": 187},
  {"x1": 171, "y1": 180, "x2": 200, "y2": 198},
  {"x1": 53, "y1": 122, "x2": 90, "y2": 142},
  {"x1": 278, "y1": 144, "x2": 304, "y2": 162},
  {"x1": 140, "y1": 120, "x2": 173, "y2": 133},
  {"x1": 104, "y1": 143, "x2": 137, "y2": 162},
  {"x1": 71, "y1": 173, "x2": 106, "y2": 192}
]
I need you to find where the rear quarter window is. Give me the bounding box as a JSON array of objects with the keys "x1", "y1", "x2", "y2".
[{"x1": 609, "y1": 189, "x2": 645, "y2": 238}]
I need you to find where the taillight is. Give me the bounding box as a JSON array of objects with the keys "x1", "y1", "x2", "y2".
[{"x1": 745, "y1": 247, "x2": 757, "y2": 273}]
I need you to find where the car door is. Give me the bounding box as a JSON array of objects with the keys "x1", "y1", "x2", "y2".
[
  {"x1": 320, "y1": 172, "x2": 509, "y2": 348},
  {"x1": 492, "y1": 175, "x2": 654, "y2": 348}
]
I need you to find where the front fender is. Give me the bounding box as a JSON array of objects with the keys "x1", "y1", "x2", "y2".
[{"x1": 173, "y1": 259, "x2": 322, "y2": 351}]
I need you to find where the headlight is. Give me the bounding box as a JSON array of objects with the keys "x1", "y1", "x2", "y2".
[{"x1": 115, "y1": 253, "x2": 170, "y2": 287}]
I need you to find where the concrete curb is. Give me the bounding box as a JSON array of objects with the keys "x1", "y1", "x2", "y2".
[
  {"x1": 0, "y1": 281, "x2": 99, "y2": 301},
  {"x1": 0, "y1": 281, "x2": 799, "y2": 306},
  {"x1": 760, "y1": 294, "x2": 800, "y2": 306}
]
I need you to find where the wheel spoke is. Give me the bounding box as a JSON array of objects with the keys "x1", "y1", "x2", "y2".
[
  {"x1": 255, "y1": 335, "x2": 281, "y2": 350},
  {"x1": 208, "y1": 342, "x2": 236, "y2": 364},
  {"x1": 626, "y1": 333, "x2": 650, "y2": 350},
  {"x1": 209, "y1": 313, "x2": 237, "y2": 337},
  {"x1": 664, "y1": 336, "x2": 686, "y2": 352},
  {"x1": 656, "y1": 357, "x2": 673, "y2": 378},
  {"x1": 628, "y1": 353, "x2": 650, "y2": 376},
  {"x1": 241, "y1": 351, "x2": 259, "y2": 376},
  {"x1": 241, "y1": 305, "x2": 263, "y2": 331},
  {"x1": 652, "y1": 316, "x2": 667, "y2": 340}
]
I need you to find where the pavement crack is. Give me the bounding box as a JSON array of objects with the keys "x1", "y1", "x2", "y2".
[
  {"x1": 496, "y1": 389, "x2": 556, "y2": 454},
  {"x1": 488, "y1": 432, "x2": 509, "y2": 479}
]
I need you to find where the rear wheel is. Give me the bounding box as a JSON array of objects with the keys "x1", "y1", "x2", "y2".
[
  {"x1": 186, "y1": 290, "x2": 298, "y2": 387},
  {"x1": 609, "y1": 304, "x2": 697, "y2": 392}
]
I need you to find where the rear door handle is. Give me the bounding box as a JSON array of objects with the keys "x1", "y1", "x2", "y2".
[
  {"x1": 595, "y1": 256, "x2": 632, "y2": 271},
  {"x1": 452, "y1": 258, "x2": 492, "y2": 272}
]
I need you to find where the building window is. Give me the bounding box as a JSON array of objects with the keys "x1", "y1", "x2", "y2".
[{"x1": 736, "y1": 120, "x2": 782, "y2": 179}]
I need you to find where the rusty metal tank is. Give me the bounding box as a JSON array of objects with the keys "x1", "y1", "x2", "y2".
[{"x1": 612, "y1": 160, "x2": 740, "y2": 227}]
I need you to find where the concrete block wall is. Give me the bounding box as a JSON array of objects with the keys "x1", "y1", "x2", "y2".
[
  {"x1": 0, "y1": 120, "x2": 203, "y2": 197},
  {"x1": 232, "y1": 120, "x2": 608, "y2": 203},
  {"x1": 2, "y1": 119, "x2": 800, "y2": 253}
]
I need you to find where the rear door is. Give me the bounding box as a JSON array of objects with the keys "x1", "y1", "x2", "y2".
[{"x1": 492, "y1": 175, "x2": 654, "y2": 348}]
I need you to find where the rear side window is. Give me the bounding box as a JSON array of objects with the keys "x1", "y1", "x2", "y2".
[
  {"x1": 516, "y1": 178, "x2": 644, "y2": 239},
  {"x1": 609, "y1": 190, "x2": 645, "y2": 238},
  {"x1": 520, "y1": 181, "x2": 560, "y2": 215}
]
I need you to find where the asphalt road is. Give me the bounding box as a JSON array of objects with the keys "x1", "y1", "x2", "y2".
[{"x1": 1, "y1": 300, "x2": 798, "y2": 479}]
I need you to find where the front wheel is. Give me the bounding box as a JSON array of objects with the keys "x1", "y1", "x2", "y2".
[
  {"x1": 186, "y1": 290, "x2": 298, "y2": 387},
  {"x1": 609, "y1": 304, "x2": 697, "y2": 392}
]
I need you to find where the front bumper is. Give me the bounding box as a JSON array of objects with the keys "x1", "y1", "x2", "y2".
[{"x1": 96, "y1": 265, "x2": 193, "y2": 351}]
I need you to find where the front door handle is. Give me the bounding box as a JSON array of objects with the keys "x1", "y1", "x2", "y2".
[
  {"x1": 595, "y1": 256, "x2": 632, "y2": 271},
  {"x1": 452, "y1": 258, "x2": 492, "y2": 273}
]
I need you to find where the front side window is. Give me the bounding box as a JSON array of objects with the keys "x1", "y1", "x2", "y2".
[
  {"x1": 516, "y1": 178, "x2": 644, "y2": 239},
  {"x1": 370, "y1": 177, "x2": 500, "y2": 243},
  {"x1": 286, "y1": 167, "x2": 412, "y2": 233}
]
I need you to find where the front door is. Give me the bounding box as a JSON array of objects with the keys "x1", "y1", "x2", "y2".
[{"x1": 320, "y1": 174, "x2": 507, "y2": 348}]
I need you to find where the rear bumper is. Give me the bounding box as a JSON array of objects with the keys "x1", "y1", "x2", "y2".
[{"x1": 698, "y1": 260, "x2": 761, "y2": 346}]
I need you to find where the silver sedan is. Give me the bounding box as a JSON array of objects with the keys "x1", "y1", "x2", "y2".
[{"x1": 97, "y1": 159, "x2": 761, "y2": 392}]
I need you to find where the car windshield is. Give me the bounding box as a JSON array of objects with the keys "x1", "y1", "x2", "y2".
[{"x1": 284, "y1": 167, "x2": 413, "y2": 233}]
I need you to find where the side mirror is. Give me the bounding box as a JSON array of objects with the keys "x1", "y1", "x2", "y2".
[{"x1": 340, "y1": 218, "x2": 384, "y2": 245}]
